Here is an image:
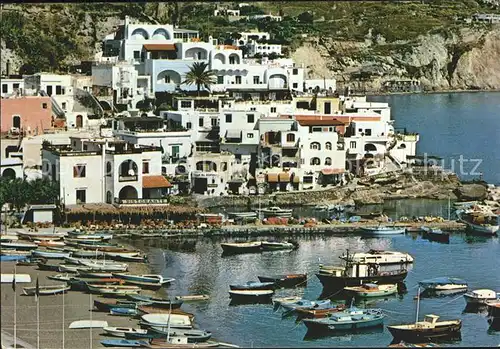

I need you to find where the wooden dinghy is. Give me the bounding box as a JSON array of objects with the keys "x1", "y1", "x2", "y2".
[
  {"x1": 23, "y1": 284, "x2": 70, "y2": 296},
  {"x1": 137, "y1": 305, "x2": 195, "y2": 320}
]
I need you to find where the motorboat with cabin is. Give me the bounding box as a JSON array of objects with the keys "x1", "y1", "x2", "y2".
[
  {"x1": 418, "y1": 277, "x2": 468, "y2": 297},
  {"x1": 256, "y1": 206, "x2": 293, "y2": 218},
  {"x1": 463, "y1": 289, "x2": 499, "y2": 305},
  {"x1": 339, "y1": 250, "x2": 414, "y2": 265}
]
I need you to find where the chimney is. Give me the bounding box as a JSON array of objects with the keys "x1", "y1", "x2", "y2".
[{"x1": 6, "y1": 59, "x2": 11, "y2": 77}]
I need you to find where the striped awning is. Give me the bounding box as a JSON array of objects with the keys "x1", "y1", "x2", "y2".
[
  {"x1": 279, "y1": 172, "x2": 290, "y2": 182},
  {"x1": 226, "y1": 130, "x2": 242, "y2": 139},
  {"x1": 266, "y1": 173, "x2": 279, "y2": 183}
]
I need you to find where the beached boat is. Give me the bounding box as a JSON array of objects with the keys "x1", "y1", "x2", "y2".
[
  {"x1": 112, "y1": 254, "x2": 149, "y2": 263},
  {"x1": 229, "y1": 281, "x2": 275, "y2": 291},
  {"x1": 17, "y1": 231, "x2": 67, "y2": 240},
  {"x1": 47, "y1": 273, "x2": 72, "y2": 282},
  {"x1": 463, "y1": 289, "x2": 499, "y2": 305},
  {"x1": 419, "y1": 277, "x2": 468, "y2": 297},
  {"x1": 257, "y1": 274, "x2": 307, "y2": 288},
  {"x1": 77, "y1": 270, "x2": 114, "y2": 278},
  {"x1": 127, "y1": 295, "x2": 184, "y2": 309},
  {"x1": 261, "y1": 241, "x2": 296, "y2": 251},
  {"x1": 136, "y1": 306, "x2": 194, "y2": 320},
  {"x1": 421, "y1": 226, "x2": 450, "y2": 243},
  {"x1": 220, "y1": 241, "x2": 262, "y2": 254},
  {"x1": 87, "y1": 284, "x2": 141, "y2": 296},
  {"x1": 344, "y1": 283, "x2": 398, "y2": 298},
  {"x1": 110, "y1": 307, "x2": 139, "y2": 316},
  {"x1": 31, "y1": 250, "x2": 71, "y2": 259},
  {"x1": 103, "y1": 327, "x2": 148, "y2": 338},
  {"x1": 137, "y1": 328, "x2": 212, "y2": 343},
  {"x1": 317, "y1": 263, "x2": 408, "y2": 290},
  {"x1": 339, "y1": 250, "x2": 414, "y2": 265},
  {"x1": 1, "y1": 274, "x2": 31, "y2": 283},
  {"x1": 141, "y1": 314, "x2": 193, "y2": 329},
  {"x1": 146, "y1": 337, "x2": 219, "y2": 348},
  {"x1": 59, "y1": 264, "x2": 92, "y2": 273},
  {"x1": 100, "y1": 339, "x2": 146, "y2": 347},
  {"x1": 1, "y1": 255, "x2": 28, "y2": 262},
  {"x1": 303, "y1": 307, "x2": 385, "y2": 333},
  {"x1": 257, "y1": 206, "x2": 293, "y2": 218},
  {"x1": 1, "y1": 242, "x2": 38, "y2": 250},
  {"x1": 94, "y1": 298, "x2": 144, "y2": 311},
  {"x1": 359, "y1": 226, "x2": 406, "y2": 236},
  {"x1": 23, "y1": 284, "x2": 70, "y2": 296},
  {"x1": 1, "y1": 234, "x2": 19, "y2": 241},
  {"x1": 35, "y1": 240, "x2": 66, "y2": 247},
  {"x1": 72, "y1": 250, "x2": 105, "y2": 258},
  {"x1": 387, "y1": 314, "x2": 462, "y2": 342},
  {"x1": 228, "y1": 289, "x2": 274, "y2": 302},
  {"x1": 69, "y1": 320, "x2": 108, "y2": 329},
  {"x1": 112, "y1": 273, "x2": 175, "y2": 289},
  {"x1": 36, "y1": 261, "x2": 60, "y2": 271},
  {"x1": 174, "y1": 295, "x2": 209, "y2": 302},
  {"x1": 78, "y1": 260, "x2": 129, "y2": 272}
]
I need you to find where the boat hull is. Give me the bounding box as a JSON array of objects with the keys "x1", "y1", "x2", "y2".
[
  {"x1": 316, "y1": 272, "x2": 408, "y2": 290},
  {"x1": 344, "y1": 285, "x2": 398, "y2": 298},
  {"x1": 359, "y1": 227, "x2": 406, "y2": 236},
  {"x1": 229, "y1": 282, "x2": 275, "y2": 291},
  {"x1": 220, "y1": 243, "x2": 262, "y2": 255},
  {"x1": 387, "y1": 322, "x2": 462, "y2": 342},
  {"x1": 304, "y1": 316, "x2": 384, "y2": 332},
  {"x1": 258, "y1": 274, "x2": 307, "y2": 288}
]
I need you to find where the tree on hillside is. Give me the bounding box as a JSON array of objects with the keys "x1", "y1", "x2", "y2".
[
  {"x1": 298, "y1": 11, "x2": 314, "y2": 24},
  {"x1": 181, "y1": 62, "x2": 216, "y2": 96}
]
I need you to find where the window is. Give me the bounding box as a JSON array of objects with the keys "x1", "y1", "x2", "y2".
[
  {"x1": 225, "y1": 114, "x2": 232, "y2": 123},
  {"x1": 303, "y1": 176, "x2": 313, "y2": 184},
  {"x1": 186, "y1": 122, "x2": 192, "y2": 129},
  {"x1": 247, "y1": 133, "x2": 254, "y2": 138},
  {"x1": 271, "y1": 107, "x2": 277, "y2": 113},
  {"x1": 171, "y1": 145, "x2": 180, "y2": 160},
  {"x1": 310, "y1": 157, "x2": 321, "y2": 165},
  {"x1": 292, "y1": 68, "x2": 298, "y2": 75},
  {"x1": 134, "y1": 51, "x2": 140, "y2": 59},
  {"x1": 46, "y1": 86, "x2": 53, "y2": 96},
  {"x1": 12, "y1": 115, "x2": 21, "y2": 128},
  {"x1": 165, "y1": 75, "x2": 171, "y2": 83},
  {"x1": 247, "y1": 114, "x2": 254, "y2": 123},
  {"x1": 76, "y1": 189, "x2": 86, "y2": 204},
  {"x1": 325, "y1": 157, "x2": 332, "y2": 165},
  {"x1": 365, "y1": 129, "x2": 372, "y2": 136},
  {"x1": 325, "y1": 142, "x2": 332, "y2": 150},
  {"x1": 180, "y1": 101, "x2": 191, "y2": 108},
  {"x1": 83, "y1": 145, "x2": 88, "y2": 151},
  {"x1": 73, "y1": 164, "x2": 86, "y2": 178},
  {"x1": 253, "y1": 76, "x2": 259, "y2": 84},
  {"x1": 350, "y1": 141, "x2": 357, "y2": 149},
  {"x1": 286, "y1": 133, "x2": 295, "y2": 142},
  {"x1": 211, "y1": 118, "x2": 218, "y2": 127},
  {"x1": 199, "y1": 117, "x2": 204, "y2": 127},
  {"x1": 106, "y1": 162, "x2": 112, "y2": 176},
  {"x1": 2, "y1": 84, "x2": 7, "y2": 93},
  {"x1": 229, "y1": 56, "x2": 236, "y2": 64},
  {"x1": 217, "y1": 75, "x2": 224, "y2": 84},
  {"x1": 142, "y1": 160, "x2": 150, "y2": 174},
  {"x1": 310, "y1": 142, "x2": 321, "y2": 150},
  {"x1": 221, "y1": 162, "x2": 228, "y2": 171},
  {"x1": 324, "y1": 102, "x2": 331, "y2": 114},
  {"x1": 235, "y1": 76, "x2": 242, "y2": 84},
  {"x1": 250, "y1": 107, "x2": 256, "y2": 111},
  {"x1": 42, "y1": 103, "x2": 48, "y2": 109},
  {"x1": 56, "y1": 86, "x2": 62, "y2": 95},
  {"x1": 13, "y1": 83, "x2": 19, "y2": 89},
  {"x1": 292, "y1": 83, "x2": 298, "y2": 89},
  {"x1": 62, "y1": 102, "x2": 67, "y2": 110}
]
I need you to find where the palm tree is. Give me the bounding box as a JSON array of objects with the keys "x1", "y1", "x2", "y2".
[{"x1": 181, "y1": 62, "x2": 216, "y2": 96}]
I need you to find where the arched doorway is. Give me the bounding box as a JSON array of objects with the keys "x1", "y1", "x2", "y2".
[
  {"x1": 76, "y1": 115, "x2": 83, "y2": 128},
  {"x1": 365, "y1": 143, "x2": 377, "y2": 152},
  {"x1": 118, "y1": 186, "x2": 138, "y2": 200},
  {"x1": 12, "y1": 115, "x2": 21, "y2": 129},
  {"x1": 119, "y1": 160, "x2": 138, "y2": 179},
  {"x1": 1, "y1": 168, "x2": 16, "y2": 179}
]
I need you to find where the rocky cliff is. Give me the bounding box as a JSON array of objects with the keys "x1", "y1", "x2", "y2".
[{"x1": 292, "y1": 26, "x2": 500, "y2": 92}]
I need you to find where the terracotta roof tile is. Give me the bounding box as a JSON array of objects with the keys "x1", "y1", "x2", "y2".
[{"x1": 142, "y1": 175, "x2": 173, "y2": 188}]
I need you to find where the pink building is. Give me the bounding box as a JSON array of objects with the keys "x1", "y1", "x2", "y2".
[{"x1": 0, "y1": 96, "x2": 53, "y2": 134}]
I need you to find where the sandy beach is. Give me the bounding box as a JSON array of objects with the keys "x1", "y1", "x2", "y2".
[{"x1": 1, "y1": 241, "x2": 155, "y2": 349}]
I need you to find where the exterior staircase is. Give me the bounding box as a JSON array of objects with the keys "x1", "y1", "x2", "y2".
[
  {"x1": 74, "y1": 88, "x2": 105, "y2": 118},
  {"x1": 39, "y1": 90, "x2": 65, "y2": 119}
]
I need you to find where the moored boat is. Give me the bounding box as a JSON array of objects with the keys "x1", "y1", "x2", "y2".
[
  {"x1": 227, "y1": 211, "x2": 258, "y2": 219},
  {"x1": 261, "y1": 241, "x2": 297, "y2": 251},
  {"x1": 359, "y1": 226, "x2": 405, "y2": 236},
  {"x1": 228, "y1": 289, "x2": 274, "y2": 302},
  {"x1": 418, "y1": 277, "x2": 468, "y2": 297},
  {"x1": 421, "y1": 226, "x2": 450, "y2": 243},
  {"x1": 257, "y1": 206, "x2": 293, "y2": 218},
  {"x1": 303, "y1": 307, "x2": 385, "y2": 332},
  {"x1": 220, "y1": 241, "x2": 262, "y2": 254},
  {"x1": 257, "y1": 273, "x2": 307, "y2": 288},
  {"x1": 229, "y1": 281, "x2": 275, "y2": 291},
  {"x1": 387, "y1": 314, "x2": 462, "y2": 342},
  {"x1": 344, "y1": 283, "x2": 398, "y2": 298},
  {"x1": 23, "y1": 284, "x2": 70, "y2": 296},
  {"x1": 463, "y1": 289, "x2": 499, "y2": 305},
  {"x1": 457, "y1": 209, "x2": 499, "y2": 236},
  {"x1": 279, "y1": 299, "x2": 332, "y2": 312},
  {"x1": 143, "y1": 328, "x2": 212, "y2": 343},
  {"x1": 340, "y1": 249, "x2": 414, "y2": 265},
  {"x1": 295, "y1": 304, "x2": 347, "y2": 318},
  {"x1": 127, "y1": 294, "x2": 183, "y2": 309},
  {"x1": 112, "y1": 273, "x2": 175, "y2": 289},
  {"x1": 136, "y1": 306, "x2": 194, "y2": 320}
]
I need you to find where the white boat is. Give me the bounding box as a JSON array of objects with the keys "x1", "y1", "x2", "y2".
[
  {"x1": 17, "y1": 231, "x2": 67, "y2": 239},
  {"x1": 78, "y1": 260, "x2": 129, "y2": 272},
  {"x1": 220, "y1": 241, "x2": 262, "y2": 254},
  {"x1": 261, "y1": 241, "x2": 296, "y2": 251},
  {"x1": 141, "y1": 314, "x2": 193, "y2": 329},
  {"x1": 340, "y1": 249, "x2": 414, "y2": 264},
  {"x1": 34, "y1": 240, "x2": 66, "y2": 247},
  {"x1": 257, "y1": 207, "x2": 293, "y2": 218},
  {"x1": 344, "y1": 283, "x2": 398, "y2": 298},
  {"x1": 359, "y1": 226, "x2": 406, "y2": 236},
  {"x1": 1, "y1": 274, "x2": 32, "y2": 283},
  {"x1": 313, "y1": 204, "x2": 344, "y2": 212},
  {"x1": 419, "y1": 277, "x2": 468, "y2": 296},
  {"x1": 228, "y1": 289, "x2": 274, "y2": 300},
  {"x1": 58, "y1": 264, "x2": 91, "y2": 273},
  {"x1": 69, "y1": 320, "x2": 108, "y2": 329},
  {"x1": 23, "y1": 284, "x2": 70, "y2": 296},
  {"x1": 104, "y1": 251, "x2": 141, "y2": 258},
  {"x1": 272, "y1": 296, "x2": 302, "y2": 307},
  {"x1": 112, "y1": 273, "x2": 175, "y2": 288},
  {"x1": 175, "y1": 295, "x2": 210, "y2": 301},
  {"x1": 86, "y1": 284, "x2": 141, "y2": 296},
  {"x1": 31, "y1": 250, "x2": 71, "y2": 259},
  {"x1": 0, "y1": 234, "x2": 19, "y2": 241},
  {"x1": 227, "y1": 211, "x2": 258, "y2": 219},
  {"x1": 47, "y1": 273, "x2": 73, "y2": 282},
  {"x1": 1, "y1": 242, "x2": 38, "y2": 250},
  {"x1": 103, "y1": 327, "x2": 147, "y2": 338},
  {"x1": 463, "y1": 289, "x2": 499, "y2": 305}
]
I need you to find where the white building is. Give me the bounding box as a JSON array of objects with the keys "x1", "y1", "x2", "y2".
[
  {"x1": 246, "y1": 41, "x2": 282, "y2": 57},
  {"x1": 42, "y1": 138, "x2": 170, "y2": 205},
  {"x1": 1, "y1": 77, "x2": 24, "y2": 98},
  {"x1": 304, "y1": 79, "x2": 337, "y2": 93}
]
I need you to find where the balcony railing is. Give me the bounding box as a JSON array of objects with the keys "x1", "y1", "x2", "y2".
[
  {"x1": 115, "y1": 198, "x2": 170, "y2": 205},
  {"x1": 118, "y1": 175, "x2": 138, "y2": 182}
]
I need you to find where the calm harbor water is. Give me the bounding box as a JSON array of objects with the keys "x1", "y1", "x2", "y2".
[
  {"x1": 369, "y1": 92, "x2": 500, "y2": 185},
  {"x1": 138, "y1": 232, "x2": 500, "y2": 347}
]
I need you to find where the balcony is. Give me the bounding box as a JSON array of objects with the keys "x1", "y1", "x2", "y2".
[
  {"x1": 115, "y1": 198, "x2": 170, "y2": 205},
  {"x1": 118, "y1": 175, "x2": 138, "y2": 182}
]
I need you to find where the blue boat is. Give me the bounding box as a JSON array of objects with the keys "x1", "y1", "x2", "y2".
[
  {"x1": 421, "y1": 226, "x2": 450, "y2": 243},
  {"x1": 0, "y1": 255, "x2": 28, "y2": 262},
  {"x1": 280, "y1": 299, "x2": 332, "y2": 311},
  {"x1": 359, "y1": 226, "x2": 405, "y2": 236},
  {"x1": 126, "y1": 294, "x2": 183, "y2": 309},
  {"x1": 303, "y1": 307, "x2": 385, "y2": 332},
  {"x1": 100, "y1": 339, "x2": 146, "y2": 347},
  {"x1": 229, "y1": 281, "x2": 276, "y2": 290},
  {"x1": 419, "y1": 277, "x2": 468, "y2": 297},
  {"x1": 110, "y1": 307, "x2": 139, "y2": 316}
]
